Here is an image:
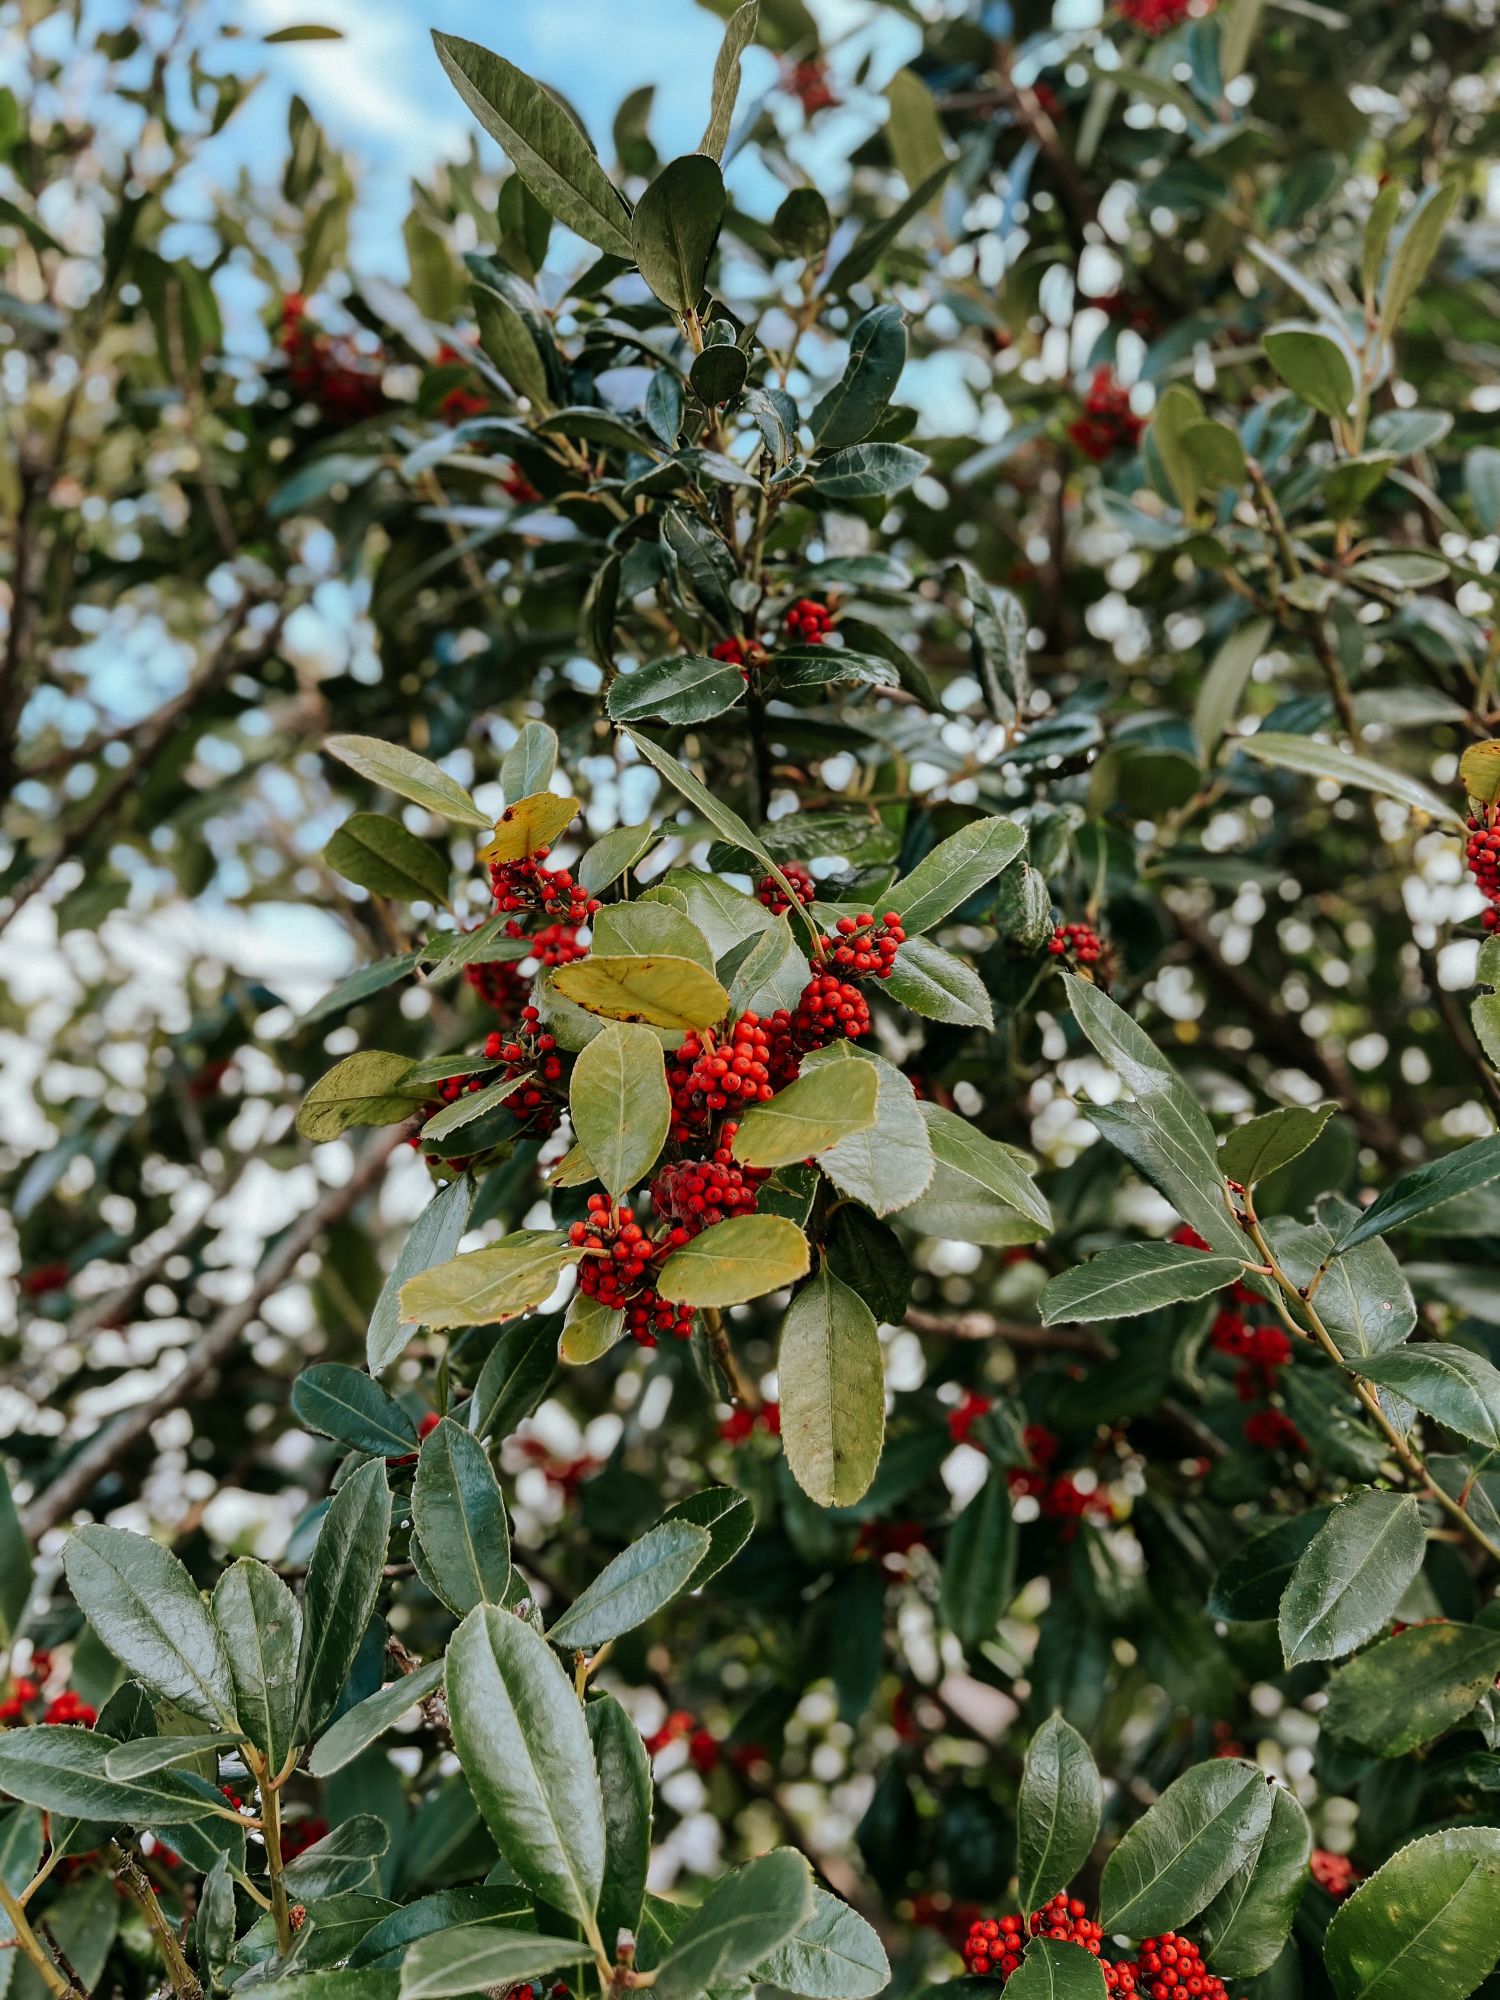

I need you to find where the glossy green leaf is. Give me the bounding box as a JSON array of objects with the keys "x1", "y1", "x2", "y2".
[
  {"x1": 890, "y1": 817, "x2": 1026, "y2": 935},
  {"x1": 1006, "y1": 1941, "x2": 1109, "y2": 2000},
  {"x1": 653, "y1": 1848, "x2": 814, "y2": 2000},
  {"x1": 753, "y1": 1887, "x2": 890, "y2": 1999},
  {"x1": 1335, "y1": 1135, "x2": 1500, "y2": 1250},
  {"x1": 1197, "y1": 1783, "x2": 1310, "y2": 1978},
  {"x1": 809, "y1": 1048, "x2": 935, "y2": 1218},
  {"x1": 882, "y1": 936, "x2": 995, "y2": 1028},
  {"x1": 295, "y1": 1458, "x2": 393, "y2": 1737},
  {"x1": 731, "y1": 1059, "x2": 879, "y2": 1168},
  {"x1": 212, "y1": 1558, "x2": 302, "y2": 1771},
  {"x1": 607, "y1": 655, "x2": 746, "y2": 726},
  {"x1": 1098, "y1": 1758, "x2": 1275, "y2": 1936},
  {"x1": 809, "y1": 443, "x2": 926, "y2": 499},
  {"x1": 309, "y1": 1660, "x2": 445, "y2": 1779},
  {"x1": 1357, "y1": 1345, "x2": 1500, "y2": 1450},
  {"x1": 432, "y1": 35, "x2": 633, "y2": 258},
  {"x1": 1322, "y1": 1622, "x2": 1500, "y2": 1757},
  {"x1": 476, "y1": 286, "x2": 553, "y2": 409},
  {"x1": 326, "y1": 814, "x2": 449, "y2": 904},
  {"x1": 569, "y1": 1021, "x2": 671, "y2": 1198},
  {"x1": 0, "y1": 1726, "x2": 225, "y2": 1826},
  {"x1": 1208, "y1": 1511, "x2": 1331, "y2": 1622},
  {"x1": 940, "y1": 1471, "x2": 1016, "y2": 1650},
  {"x1": 445, "y1": 1603, "x2": 607, "y2": 1927},
  {"x1": 1016, "y1": 1715, "x2": 1104, "y2": 1910},
  {"x1": 548, "y1": 1520, "x2": 711, "y2": 1650},
  {"x1": 1278, "y1": 1490, "x2": 1426, "y2": 1667},
  {"x1": 401, "y1": 1928, "x2": 593, "y2": 2000},
  {"x1": 292, "y1": 1364, "x2": 417, "y2": 1457},
  {"x1": 631, "y1": 154, "x2": 725, "y2": 312},
  {"x1": 325, "y1": 734, "x2": 490, "y2": 828},
  {"x1": 587, "y1": 1691, "x2": 653, "y2": 1948},
  {"x1": 578, "y1": 822, "x2": 654, "y2": 896},
  {"x1": 413, "y1": 1419, "x2": 511, "y2": 1617},
  {"x1": 1324, "y1": 1827, "x2": 1500, "y2": 2000},
  {"x1": 657, "y1": 1486, "x2": 755, "y2": 1591},
  {"x1": 63, "y1": 1526, "x2": 238, "y2": 1728},
  {"x1": 1040, "y1": 1242, "x2": 1247, "y2": 1324},
  {"x1": 811, "y1": 304, "x2": 907, "y2": 449},
  {"x1": 779, "y1": 1265, "x2": 885, "y2": 1508},
  {"x1": 1220, "y1": 1103, "x2": 1337, "y2": 1185},
  {"x1": 1236, "y1": 732, "x2": 1464, "y2": 827}
]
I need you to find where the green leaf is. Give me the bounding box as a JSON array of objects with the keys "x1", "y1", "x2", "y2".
[
  {"x1": 561, "y1": 1292, "x2": 626, "y2": 1365},
  {"x1": 297, "y1": 954, "x2": 422, "y2": 1031},
  {"x1": 731, "y1": 1061, "x2": 879, "y2": 1169},
  {"x1": 295, "y1": 1458, "x2": 393, "y2": 1737},
  {"x1": 1194, "y1": 617, "x2": 1272, "y2": 762},
  {"x1": 0, "y1": 1726, "x2": 225, "y2": 1826},
  {"x1": 250, "y1": 1971, "x2": 400, "y2": 1999},
  {"x1": 63, "y1": 1527, "x2": 238, "y2": 1729},
  {"x1": 1220, "y1": 1103, "x2": 1336, "y2": 1185},
  {"x1": 811, "y1": 304, "x2": 907, "y2": 450},
  {"x1": 1181, "y1": 418, "x2": 1247, "y2": 491},
  {"x1": 631, "y1": 154, "x2": 725, "y2": 312},
  {"x1": 1324, "y1": 1827, "x2": 1500, "y2": 2000},
  {"x1": 475, "y1": 286, "x2": 553, "y2": 409},
  {"x1": 1334, "y1": 1135, "x2": 1500, "y2": 1250},
  {"x1": 325, "y1": 733, "x2": 490, "y2": 828},
  {"x1": 401, "y1": 1929, "x2": 593, "y2": 2000},
  {"x1": 1278, "y1": 1489, "x2": 1426, "y2": 1667},
  {"x1": 588, "y1": 1692, "x2": 652, "y2": 1948},
  {"x1": 809, "y1": 442, "x2": 926, "y2": 499},
  {"x1": 607, "y1": 655, "x2": 746, "y2": 726},
  {"x1": 890, "y1": 817, "x2": 1025, "y2": 935},
  {"x1": 413, "y1": 1419, "x2": 511, "y2": 1617},
  {"x1": 553, "y1": 953, "x2": 730, "y2": 1032},
  {"x1": 592, "y1": 901, "x2": 715, "y2": 969},
  {"x1": 910, "y1": 1103, "x2": 1048, "y2": 1234},
  {"x1": 1152, "y1": 384, "x2": 1207, "y2": 517},
  {"x1": 292, "y1": 1364, "x2": 418, "y2": 1457},
  {"x1": 470, "y1": 1316, "x2": 558, "y2": 1442},
  {"x1": 1466, "y1": 446, "x2": 1500, "y2": 535},
  {"x1": 445, "y1": 1603, "x2": 607, "y2": 1927},
  {"x1": 827, "y1": 164, "x2": 949, "y2": 293},
  {"x1": 501, "y1": 722, "x2": 559, "y2": 802},
  {"x1": 653, "y1": 1849, "x2": 814, "y2": 2000},
  {"x1": 579, "y1": 822, "x2": 654, "y2": 897},
  {"x1": 326, "y1": 814, "x2": 450, "y2": 903},
  {"x1": 309, "y1": 1660, "x2": 445, "y2": 1779},
  {"x1": 700, "y1": 1, "x2": 758, "y2": 159},
  {"x1": 1098, "y1": 1759, "x2": 1276, "y2": 1937},
  {"x1": 813, "y1": 1050, "x2": 936, "y2": 1218},
  {"x1": 400, "y1": 1230, "x2": 578, "y2": 1331},
  {"x1": 1016, "y1": 1715, "x2": 1103, "y2": 1910},
  {"x1": 1356, "y1": 1345, "x2": 1500, "y2": 1450},
  {"x1": 297, "y1": 1052, "x2": 416, "y2": 1143},
  {"x1": 550, "y1": 1520, "x2": 711, "y2": 1650},
  {"x1": 658, "y1": 1214, "x2": 811, "y2": 1306},
  {"x1": 1006, "y1": 1941, "x2": 1109, "y2": 2000},
  {"x1": 1377, "y1": 180, "x2": 1459, "y2": 341},
  {"x1": 884, "y1": 68, "x2": 949, "y2": 197},
  {"x1": 1040, "y1": 1242, "x2": 1247, "y2": 1325},
  {"x1": 1236, "y1": 732, "x2": 1464, "y2": 827},
  {"x1": 882, "y1": 936, "x2": 994, "y2": 1028},
  {"x1": 432, "y1": 35, "x2": 633, "y2": 259},
  {"x1": 1262, "y1": 1203, "x2": 1413, "y2": 1362},
  {"x1": 1208, "y1": 1511, "x2": 1332, "y2": 1621},
  {"x1": 569, "y1": 1022, "x2": 671, "y2": 1198},
  {"x1": 774, "y1": 187, "x2": 832, "y2": 260},
  {"x1": 1263, "y1": 324, "x2": 1354, "y2": 420},
  {"x1": 420, "y1": 1072, "x2": 538, "y2": 1150},
  {"x1": 102, "y1": 1731, "x2": 240, "y2": 1779},
  {"x1": 1323, "y1": 1622, "x2": 1500, "y2": 1758},
  {"x1": 779, "y1": 1265, "x2": 885, "y2": 1508},
  {"x1": 1197, "y1": 1783, "x2": 1311, "y2": 1979},
  {"x1": 658, "y1": 1486, "x2": 754, "y2": 1592},
  {"x1": 940, "y1": 1473, "x2": 1015, "y2": 1649},
  {"x1": 1067, "y1": 982, "x2": 1243, "y2": 1259},
  {"x1": 212, "y1": 1559, "x2": 303, "y2": 1771},
  {"x1": 369, "y1": 1175, "x2": 474, "y2": 1373},
  {"x1": 753, "y1": 1887, "x2": 889, "y2": 2000}
]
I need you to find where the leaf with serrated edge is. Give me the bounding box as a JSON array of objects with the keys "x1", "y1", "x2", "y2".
[
  {"x1": 1098, "y1": 1759, "x2": 1274, "y2": 1936},
  {"x1": 553, "y1": 953, "x2": 729, "y2": 1032},
  {"x1": 569, "y1": 1022, "x2": 671, "y2": 1197},
  {"x1": 400, "y1": 1231, "x2": 579, "y2": 1331},
  {"x1": 1277, "y1": 1489, "x2": 1425, "y2": 1667},
  {"x1": 548, "y1": 1522, "x2": 711, "y2": 1649},
  {"x1": 413, "y1": 1419, "x2": 511, "y2": 1617},
  {"x1": 1016, "y1": 1715, "x2": 1103, "y2": 1910},
  {"x1": 63, "y1": 1528, "x2": 238, "y2": 1728},
  {"x1": 1040, "y1": 1242, "x2": 1248, "y2": 1325},
  {"x1": 1324, "y1": 1826, "x2": 1500, "y2": 2000}
]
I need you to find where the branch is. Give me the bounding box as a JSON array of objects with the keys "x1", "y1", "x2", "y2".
[
  {"x1": 902, "y1": 1305, "x2": 1103, "y2": 1353},
  {"x1": 23, "y1": 1124, "x2": 406, "y2": 1537}
]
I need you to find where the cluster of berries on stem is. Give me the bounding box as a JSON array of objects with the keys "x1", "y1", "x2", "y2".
[
  {"x1": 963, "y1": 1898, "x2": 1236, "y2": 1997},
  {"x1": 1067, "y1": 367, "x2": 1144, "y2": 462},
  {"x1": 1464, "y1": 803, "x2": 1500, "y2": 928},
  {"x1": 819, "y1": 911, "x2": 905, "y2": 978},
  {"x1": 1008, "y1": 1424, "x2": 1110, "y2": 1533},
  {"x1": 570, "y1": 1195, "x2": 695, "y2": 1348},
  {"x1": 488, "y1": 848, "x2": 598, "y2": 931},
  {"x1": 484, "y1": 1008, "x2": 566, "y2": 1136},
  {"x1": 782, "y1": 59, "x2": 839, "y2": 115},
  {"x1": 280, "y1": 296, "x2": 386, "y2": 421},
  {"x1": 434, "y1": 341, "x2": 489, "y2": 422},
  {"x1": 1174, "y1": 1228, "x2": 1307, "y2": 1454},
  {"x1": 1117, "y1": 0, "x2": 1210, "y2": 32},
  {"x1": 711, "y1": 635, "x2": 769, "y2": 677},
  {"x1": 757, "y1": 861, "x2": 817, "y2": 912},
  {"x1": 1048, "y1": 921, "x2": 1110, "y2": 974},
  {"x1": 783, "y1": 596, "x2": 835, "y2": 644}
]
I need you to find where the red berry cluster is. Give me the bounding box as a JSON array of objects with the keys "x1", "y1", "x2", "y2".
[
  {"x1": 466, "y1": 956, "x2": 530, "y2": 1015},
  {"x1": 484, "y1": 1007, "x2": 566, "y2": 1135},
  {"x1": 19, "y1": 1262, "x2": 69, "y2": 1297},
  {"x1": 515, "y1": 1435, "x2": 600, "y2": 1494},
  {"x1": 1008, "y1": 1425, "x2": 1110, "y2": 1535},
  {"x1": 947, "y1": 1390, "x2": 992, "y2": 1446},
  {"x1": 434, "y1": 342, "x2": 489, "y2": 422},
  {"x1": 651, "y1": 1155, "x2": 767, "y2": 1235},
  {"x1": 1048, "y1": 921, "x2": 1106, "y2": 965},
  {"x1": 643, "y1": 1708, "x2": 719, "y2": 1773},
  {"x1": 1310, "y1": 1849, "x2": 1362, "y2": 1899},
  {"x1": 667, "y1": 1014, "x2": 777, "y2": 1143},
  {"x1": 719, "y1": 1400, "x2": 781, "y2": 1444},
  {"x1": 712, "y1": 636, "x2": 768, "y2": 677},
  {"x1": 1067, "y1": 367, "x2": 1144, "y2": 462},
  {"x1": 783, "y1": 597, "x2": 835, "y2": 644},
  {"x1": 757, "y1": 862, "x2": 817, "y2": 912},
  {"x1": 964, "y1": 1901, "x2": 1234, "y2": 1998},
  {"x1": 783, "y1": 59, "x2": 840, "y2": 115},
  {"x1": 280, "y1": 296, "x2": 386, "y2": 421},
  {"x1": 570, "y1": 1195, "x2": 695, "y2": 1347},
  {"x1": 1244, "y1": 1407, "x2": 1306, "y2": 1454},
  {"x1": 790, "y1": 971, "x2": 871, "y2": 1047},
  {"x1": 1465, "y1": 807, "x2": 1500, "y2": 928},
  {"x1": 0, "y1": 1673, "x2": 96, "y2": 1728},
  {"x1": 819, "y1": 911, "x2": 905, "y2": 978},
  {"x1": 1211, "y1": 1283, "x2": 1292, "y2": 1401},
  {"x1": 1118, "y1": 0, "x2": 1208, "y2": 32},
  {"x1": 488, "y1": 848, "x2": 599, "y2": 930},
  {"x1": 280, "y1": 1815, "x2": 330, "y2": 1863}
]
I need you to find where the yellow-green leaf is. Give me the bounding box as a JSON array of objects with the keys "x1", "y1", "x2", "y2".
[
  {"x1": 478, "y1": 792, "x2": 581, "y2": 866},
  {"x1": 296, "y1": 1052, "x2": 415, "y2": 1143},
  {"x1": 658, "y1": 1215, "x2": 811, "y2": 1307},
  {"x1": 568, "y1": 1022, "x2": 670, "y2": 1198},
  {"x1": 731, "y1": 1061, "x2": 879, "y2": 1169},
  {"x1": 399, "y1": 1230, "x2": 579, "y2": 1330},
  {"x1": 553, "y1": 953, "x2": 729, "y2": 1032}
]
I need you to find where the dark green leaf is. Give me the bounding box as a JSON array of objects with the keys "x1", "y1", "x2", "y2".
[
  {"x1": 811, "y1": 305, "x2": 907, "y2": 449},
  {"x1": 1098, "y1": 1759, "x2": 1275, "y2": 1936},
  {"x1": 63, "y1": 1527, "x2": 238, "y2": 1728},
  {"x1": 212, "y1": 1559, "x2": 302, "y2": 1771},
  {"x1": 753, "y1": 1887, "x2": 889, "y2": 2000},
  {"x1": 325, "y1": 815, "x2": 449, "y2": 903},
  {"x1": 631, "y1": 155, "x2": 725, "y2": 312},
  {"x1": 809, "y1": 443, "x2": 926, "y2": 499},
  {"x1": 292, "y1": 1365, "x2": 418, "y2": 1457},
  {"x1": 1322, "y1": 1622, "x2": 1500, "y2": 1757},
  {"x1": 548, "y1": 1521, "x2": 712, "y2": 1649},
  {"x1": 309, "y1": 1660, "x2": 445, "y2": 1779},
  {"x1": 608, "y1": 656, "x2": 746, "y2": 727},
  {"x1": 413, "y1": 1419, "x2": 511, "y2": 1617},
  {"x1": 1197, "y1": 1783, "x2": 1310, "y2": 1978},
  {"x1": 1220, "y1": 1104, "x2": 1337, "y2": 1186},
  {"x1": 1335, "y1": 1135, "x2": 1500, "y2": 1251},
  {"x1": 295, "y1": 1458, "x2": 393, "y2": 1737},
  {"x1": 588, "y1": 1692, "x2": 652, "y2": 1948},
  {"x1": 653, "y1": 1849, "x2": 814, "y2": 2000},
  {"x1": 1016, "y1": 1715, "x2": 1103, "y2": 1910},
  {"x1": 1278, "y1": 1490, "x2": 1426, "y2": 1667},
  {"x1": 1324, "y1": 1827, "x2": 1500, "y2": 2000},
  {"x1": 1039, "y1": 1242, "x2": 1247, "y2": 1324}
]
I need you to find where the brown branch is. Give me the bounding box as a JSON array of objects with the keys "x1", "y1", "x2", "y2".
[
  {"x1": 23, "y1": 1124, "x2": 406, "y2": 1537},
  {"x1": 902, "y1": 1305, "x2": 1104, "y2": 1353}
]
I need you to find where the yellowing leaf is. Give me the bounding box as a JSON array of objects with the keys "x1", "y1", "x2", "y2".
[
  {"x1": 731, "y1": 1061, "x2": 879, "y2": 1169},
  {"x1": 296, "y1": 1052, "x2": 416, "y2": 1143},
  {"x1": 1461, "y1": 740, "x2": 1500, "y2": 807},
  {"x1": 560, "y1": 1294, "x2": 625, "y2": 1366},
  {"x1": 553, "y1": 953, "x2": 729, "y2": 1032},
  {"x1": 657, "y1": 1215, "x2": 811, "y2": 1307},
  {"x1": 479, "y1": 792, "x2": 581, "y2": 865},
  {"x1": 399, "y1": 1230, "x2": 579, "y2": 1329}
]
